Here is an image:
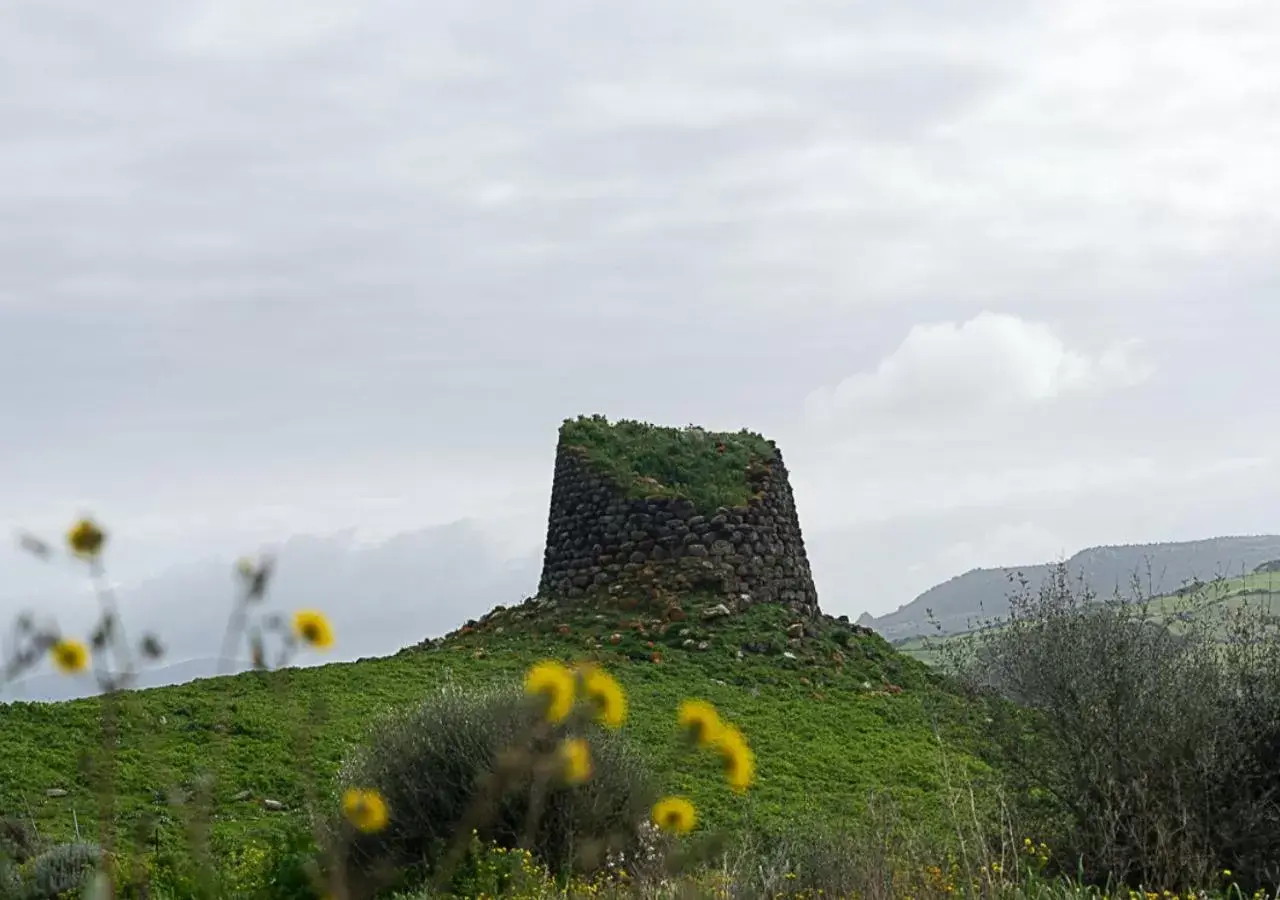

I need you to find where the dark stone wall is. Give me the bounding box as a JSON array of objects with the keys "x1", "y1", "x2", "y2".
[{"x1": 538, "y1": 436, "x2": 821, "y2": 617}]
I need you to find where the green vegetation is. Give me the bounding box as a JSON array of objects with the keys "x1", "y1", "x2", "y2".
[
  {"x1": 7, "y1": 494, "x2": 1280, "y2": 896},
  {"x1": 558, "y1": 415, "x2": 776, "y2": 512},
  {"x1": 942, "y1": 563, "x2": 1280, "y2": 894},
  {"x1": 870, "y1": 535, "x2": 1280, "y2": 641},
  {"x1": 897, "y1": 569, "x2": 1280, "y2": 666},
  {"x1": 0, "y1": 596, "x2": 988, "y2": 861}
]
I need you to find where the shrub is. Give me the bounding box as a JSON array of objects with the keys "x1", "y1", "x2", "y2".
[
  {"x1": 246, "y1": 820, "x2": 324, "y2": 900},
  {"x1": 0, "y1": 818, "x2": 38, "y2": 867},
  {"x1": 331, "y1": 684, "x2": 657, "y2": 892},
  {"x1": 23, "y1": 841, "x2": 102, "y2": 899},
  {"x1": 948, "y1": 563, "x2": 1280, "y2": 893}
]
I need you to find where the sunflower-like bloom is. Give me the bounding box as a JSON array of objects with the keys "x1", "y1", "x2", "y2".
[
  {"x1": 524, "y1": 660, "x2": 576, "y2": 723},
  {"x1": 560, "y1": 737, "x2": 592, "y2": 785},
  {"x1": 50, "y1": 639, "x2": 90, "y2": 674},
  {"x1": 717, "y1": 724, "x2": 756, "y2": 793},
  {"x1": 292, "y1": 610, "x2": 335, "y2": 649},
  {"x1": 651, "y1": 796, "x2": 697, "y2": 835},
  {"x1": 341, "y1": 787, "x2": 389, "y2": 833},
  {"x1": 66, "y1": 518, "x2": 106, "y2": 559},
  {"x1": 676, "y1": 699, "x2": 722, "y2": 748},
  {"x1": 582, "y1": 667, "x2": 627, "y2": 728}
]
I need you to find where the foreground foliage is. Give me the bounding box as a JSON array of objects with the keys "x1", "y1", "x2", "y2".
[{"x1": 4, "y1": 518, "x2": 1280, "y2": 898}]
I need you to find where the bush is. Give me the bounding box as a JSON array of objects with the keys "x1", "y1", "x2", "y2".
[
  {"x1": 331, "y1": 684, "x2": 657, "y2": 892},
  {"x1": 947, "y1": 563, "x2": 1280, "y2": 893},
  {"x1": 246, "y1": 820, "x2": 324, "y2": 900},
  {"x1": 23, "y1": 841, "x2": 102, "y2": 899}
]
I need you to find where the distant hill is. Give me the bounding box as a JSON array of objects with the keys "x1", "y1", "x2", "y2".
[
  {"x1": 0, "y1": 656, "x2": 279, "y2": 704},
  {"x1": 868, "y1": 535, "x2": 1280, "y2": 641}
]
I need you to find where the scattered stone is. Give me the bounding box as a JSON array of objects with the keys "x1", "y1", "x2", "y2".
[
  {"x1": 45, "y1": 788, "x2": 67, "y2": 798},
  {"x1": 783, "y1": 651, "x2": 797, "y2": 660},
  {"x1": 231, "y1": 790, "x2": 252, "y2": 802},
  {"x1": 786, "y1": 623, "x2": 805, "y2": 638},
  {"x1": 697, "y1": 641, "x2": 710, "y2": 651},
  {"x1": 608, "y1": 633, "x2": 622, "y2": 645},
  {"x1": 261, "y1": 799, "x2": 286, "y2": 812},
  {"x1": 703, "y1": 604, "x2": 732, "y2": 620},
  {"x1": 682, "y1": 639, "x2": 696, "y2": 648}
]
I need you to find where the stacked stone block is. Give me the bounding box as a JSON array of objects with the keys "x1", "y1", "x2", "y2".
[{"x1": 538, "y1": 431, "x2": 820, "y2": 618}]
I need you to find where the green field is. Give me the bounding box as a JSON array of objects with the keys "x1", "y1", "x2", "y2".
[
  {"x1": 894, "y1": 570, "x2": 1280, "y2": 666},
  {"x1": 0, "y1": 592, "x2": 993, "y2": 866}
]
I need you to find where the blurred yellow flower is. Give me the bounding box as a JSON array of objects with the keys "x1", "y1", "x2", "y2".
[
  {"x1": 66, "y1": 518, "x2": 105, "y2": 559},
  {"x1": 524, "y1": 660, "x2": 575, "y2": 723},
  {"x1": 652, "y1": 796, "x2": 696, "y2": 834},
  {"x1": 341, "y1": 787, "x2": 389, "y2": 833},
  {"x1": 560, "y1": 737, "x2": 592, "y2": 785},
  {"x1": 677, "y1": 699, "x2": 723, "y2": 748},
  {"x1": 292, "y1": 610, "x2": 334, "y2": 649},
  {"x1": 50, "y1": 639, "x2": 89, "y2": 674},
  {"x1": 582, "y1": 667, "x2": 627, "y2": 728},
  {"x1": 716, "y1": 724, "x2": 756, "y2": 793}
]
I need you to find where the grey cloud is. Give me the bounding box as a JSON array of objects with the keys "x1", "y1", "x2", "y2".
[{"x1": 3, "y1": 0, "x2": 1279, "y2": 646}]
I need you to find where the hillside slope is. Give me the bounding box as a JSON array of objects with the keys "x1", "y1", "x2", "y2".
[
  {"x1": 896, "y1": 568, "x2": 1280, "y2": 666},
  {"x1": 870, "y1": 535, "x2": 1280, "y2": 640},
  {"x1": 0, "y1": 591, "x2": 990, "y2": 861}
]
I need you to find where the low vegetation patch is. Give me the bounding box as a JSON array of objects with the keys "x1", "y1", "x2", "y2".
[{"x1": 558, "y1": 414, "x2": 776, "y2": 511}]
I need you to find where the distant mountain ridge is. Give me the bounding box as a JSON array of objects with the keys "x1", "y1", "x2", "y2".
[{"x1": 868, "y1": 535, "x2": 1280, "y2": 641}]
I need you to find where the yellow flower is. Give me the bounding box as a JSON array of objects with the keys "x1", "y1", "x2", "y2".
[
  {"x1": 716, "y1": 724, "x2": 756, "y2": 793},
  {"x1": 66, "y1": 518, "x2": 106, "y2": 559},
  {"x1": 50, "y1": 639, "x2": 89, "y2": 674},
  {"x1": 292, "y1": 610, "x2": 334, "y2": 649},
  {"x1": 341, "y1": 787, "x2": 389, "y2": 833},
  {"x1": 524, "y1": 660, "x2": 575, "y2": 723},
  {"x1": 560, "y1": 737, "x2": 592, "y2": 785},
  {"x1": 651, "y1": 796, "x2": 696, "y2": 834},
  {"x1": 582, "y1": 667, "x2": 627, "y2": 728},
  {"x1": 677, "y1": 699, "x2": 723, "y2": 748}
]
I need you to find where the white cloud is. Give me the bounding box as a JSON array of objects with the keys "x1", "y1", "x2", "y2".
[
  {"x1": 3, "y1": 0, "x2": 1280, "y2": 630},
  {"x1": 804, "y1": 312, "x2": 1154, "y2": 425}
]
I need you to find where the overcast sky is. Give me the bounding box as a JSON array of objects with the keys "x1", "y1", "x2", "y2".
[{"x1": 3, "y1": 1, "x2": 1279, "y2": 661}]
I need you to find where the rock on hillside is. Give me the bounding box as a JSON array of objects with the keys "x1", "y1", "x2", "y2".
[{"x1": 870, "y1": 535, "x2": 1280, "y2": 641}]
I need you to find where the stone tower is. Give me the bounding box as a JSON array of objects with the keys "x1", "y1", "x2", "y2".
[{"x1": 538, "y1": 416, "x2": 820, "y2": 618}]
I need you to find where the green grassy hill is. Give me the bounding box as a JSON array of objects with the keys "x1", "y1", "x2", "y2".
[
  {"x1": 896, "y1": 569, "x2": 1280, "y2": 666},
  {"x1": 0, "y1": 590, "x2": 992, "y2": 865},
  {"x1": 0, "y1": 416, "x2": 1002, "y2": 895},
  {"x1": 871, "y1": 536, "x2": 1280, "y2": 641}
]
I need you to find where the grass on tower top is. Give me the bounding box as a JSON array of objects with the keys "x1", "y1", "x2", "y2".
[{"x1": 559, "y1": 415, "x2": 777, "y2": 512}]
